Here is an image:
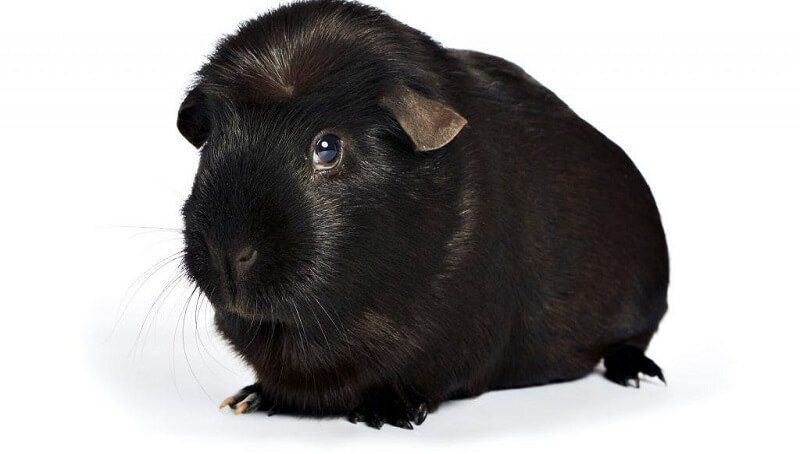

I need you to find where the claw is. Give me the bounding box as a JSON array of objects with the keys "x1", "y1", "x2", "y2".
[
  {"x1": 234, "y1": 401, "x2": 250, "y2": 414},
  {"x1": 218, "y1": 396, "x2": 236, "y2": 410},
  {"x1": 366, "y1": 417, "x2": 384, "y2": 429},
  {"x1": 220, "y1": 388, "x2": 262, "y2": 415},
  {"x1": 395, "y1": 419, "x2": 414, "y2": 430},
  {"x1": 239, "y1": 392, "x2": 261, "y2": 414},
  {"x1": 412, "y1": 403, "x2": 428, "y2": 425}
]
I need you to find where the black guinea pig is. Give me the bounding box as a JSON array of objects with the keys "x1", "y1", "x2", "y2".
[{"x1": 177, "y1": 0, "x2": 668, "y2": 429}]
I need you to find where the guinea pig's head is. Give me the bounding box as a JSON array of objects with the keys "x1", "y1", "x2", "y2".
[{"x1": 178, "y1": 1, "x2": 467, "y2": 335}]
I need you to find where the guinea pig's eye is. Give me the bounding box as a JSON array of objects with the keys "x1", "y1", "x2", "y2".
[{"x1": 312, "y1": 133, "x2": 342, "y2": 171}]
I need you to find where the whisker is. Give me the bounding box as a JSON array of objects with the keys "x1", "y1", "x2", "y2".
[
  {"x1": 288, "y1": 297, "x2": 321, "y2": 410},
  {"x1": 145, "y1": 265, "x2": 191, "y2": 348},
  {"x1": 201, "y1": 292, "x2": 228, "y2": 365},
  {"x1": 312, "y1": 294, "x2": 349, "y2": 352},
  {"x1": 108, "y1": 251, "x2": 184, "y2": 342},
  {"x1": 131, "y1": 267, "x2": 186, "y2": 358},
  {"x1": 306, "y1": 295, "x2": 331, "y2": 351},
  {"x1": 289, "y1": 299, "x2": 310, "y2": 359},
  {"x1": 170, "y1": 279, "x2": 189, "y2": 398},
  {"x1": 181, "y1": 284, "x2": 213, "y2": 401},
  {"x1": 260, "y1": 288, "x2": 277, "y2": 365},
  {"x1": 192, "y1": 286, "x2": 235, "y2": 375},
  {"x1": 240, "y1": 307, "x2": 264, "y2": 353},
  {"x1": 104, "y1": 225, "x2": 184, "y2": 232}
]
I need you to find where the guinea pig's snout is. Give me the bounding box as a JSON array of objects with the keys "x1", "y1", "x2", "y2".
[{"x1": 206, "y1": 240, "x2": 259, "y2": 304}]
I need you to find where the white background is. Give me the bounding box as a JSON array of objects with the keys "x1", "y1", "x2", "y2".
[{"x1": 1, "y1": 0, "x2": 798, "y2": 452}]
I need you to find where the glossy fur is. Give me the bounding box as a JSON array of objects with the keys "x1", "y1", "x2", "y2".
[{"x1": 178, "y1": 0, "x2": 668, "y2": 429}]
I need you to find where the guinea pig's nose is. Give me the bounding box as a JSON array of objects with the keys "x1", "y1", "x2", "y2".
[
  {"x1": 234, "y1": 245, "x2": 257, "y2": 275},
  {"x1": 207, "y1": 240, "x2": 258, "y2": 280}
]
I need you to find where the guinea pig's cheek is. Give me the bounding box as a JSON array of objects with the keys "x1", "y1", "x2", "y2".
[
  {"x1": 305, "y1": 205, "x2": 345, "y2": 253},
  {"x1": 181, "y1": 233, "x2": 209, "y2": 283}
]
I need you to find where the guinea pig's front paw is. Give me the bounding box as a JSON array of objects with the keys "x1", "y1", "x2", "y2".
[
  {"x1": 347, "y1": 391, "x2": 429, "y2": 430},
  {"x1": 219, "y1": 383, "x2": 271, "y2": 415}
]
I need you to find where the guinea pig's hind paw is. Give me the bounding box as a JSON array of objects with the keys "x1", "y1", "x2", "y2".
[
  {"x1": 219, "y1": 383, "x2": 263, "y2": 415},
  {"x1": 347, "y1": 396, "x2": 428, "y2": 430},
  {"x1": 603, "y1": 344, "x2": 666, "y2": 388}
]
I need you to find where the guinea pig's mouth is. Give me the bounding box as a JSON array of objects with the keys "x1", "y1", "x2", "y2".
[
  {"x1": 220, "y1": 300, "x2": 265, "y2": 319},
  {"x1": 209, "y1": 291, "x2": 285, "y2": 322}
]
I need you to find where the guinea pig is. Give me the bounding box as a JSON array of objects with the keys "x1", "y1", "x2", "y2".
[{"x1": 177, "y1": 0, "x2": 668, "y2": 429}]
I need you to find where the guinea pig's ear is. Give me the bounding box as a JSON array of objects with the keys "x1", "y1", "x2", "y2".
[
  {"x1": 381, "y1": 85, "x2": 467, "y2": 152},
  {"x1": 177, "y1": 87, "x2": 210, "y2": 149}
]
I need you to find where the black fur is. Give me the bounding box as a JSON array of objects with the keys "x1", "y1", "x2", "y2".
[{"x1": 178, "y1": 0, "x2": 669, "y2": 429}]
